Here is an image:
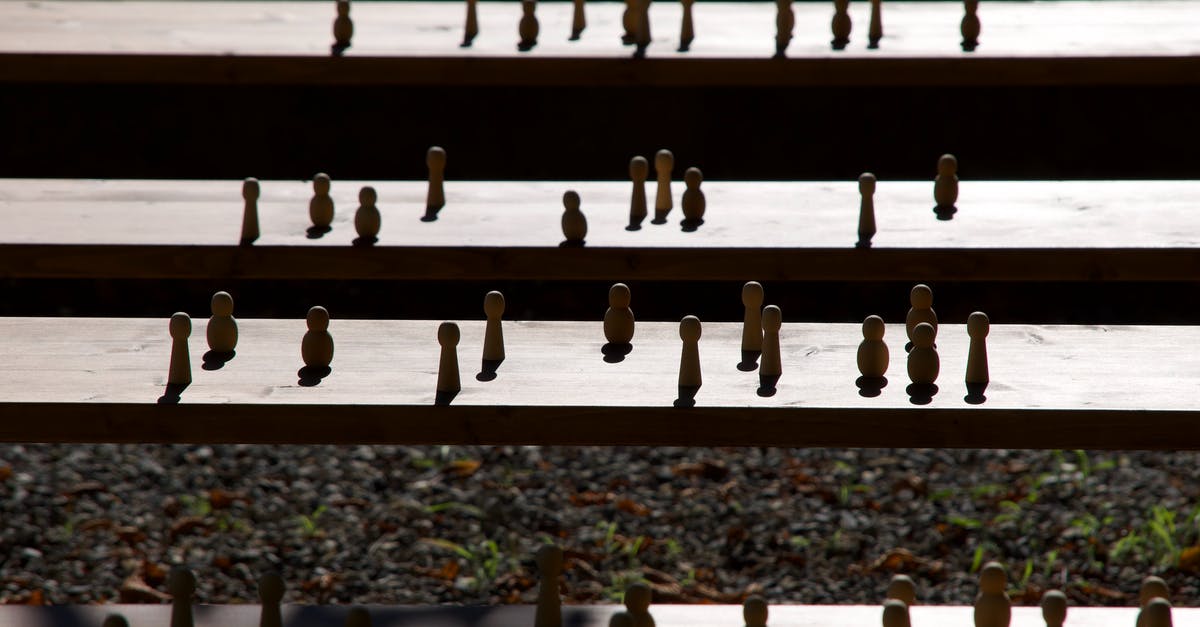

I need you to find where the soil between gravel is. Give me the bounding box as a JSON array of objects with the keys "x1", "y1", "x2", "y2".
[{"x1": 0, "y1": 445, "x2": 1197, "y2": 607}]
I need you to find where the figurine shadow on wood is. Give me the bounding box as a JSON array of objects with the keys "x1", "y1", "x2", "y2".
[
  {"x1": 559, "y1": 239, "x2": 586, "y2": 248},
  {"x1": 674, "y1": 385, "x2": 699, "y2": 408},
  {"x1": 421, "y1": 207, "x2": 442, "y2": 222},
  {"x1": 306, "y1": 225, "x2": 332, "y2": 239},
  {"x1": 856, "y1": 375, "x2": 887, "y2": 398},
  {"x1": 965, "y1": 381, "x2": 988, "y2": 405},
  {"x1": 157, "y1": 382, "x2": 188, "y2": 405},
  {"x1": 680, "y1": 218, "x2": 704, "y2": 232},
  {"x1": 297, "y1": 366, "x2": 331, "y2": 387},
  {"x1": 906, "y1": 382, "x2": 938, "y2": 405},
  {"x1": 602, "y1": 342, "x2": 633, "y2": 363},
  {"x1": 434, "y1": 389, "x2": 459, "y2": 406},
  {"x1": 757, "y1": 374, "x2": 780, "y2": 397},
  {"x1": 476, "y1": 359, "x2": 503, "y2": 382},
  {"x1": 352, "y1": 235, "x2": 377, "y2": 247},
  {"x1": 737, "y1": 350, "x2": 760, "y2": 372},
  {"x1": 625, "y1": 223, "x2": 643, "y2": 232},
  {"x1": 201, "y1": 350, "x2": 235, "y2": 371},
  {"x1": 934, "y1": 205, "x2": 957, "y2": 221}
]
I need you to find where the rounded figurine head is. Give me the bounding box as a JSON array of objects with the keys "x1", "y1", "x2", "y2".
[
  {"x1": 679, "y1": 315, "x2": 702, "y2": 342},
  {"x1": 882, "y1": 599, "x2": 909, "y2": 627},
  {"x1": 742, "y1": 281, "x2": 764, "y2": 308},
  {"x1": 169, "y1": 312, "x2": 191, "y2": 338},
  {"x1": 978, "y1": 562, "x2": 1006, "y2": 595},
  {"x1": 655, "y1": 149, "x2": 674, "y2": 172},
  {"x1": 910, "y1": 284, "x2": 933, "y2": 309},
  {"x1": 912, "y1": 323, "x2": 935, "y2": 349},
  {"x1": 242, "y1": 177, "x2": 260, "y2": 201},
  {"x1": 312, "y1": 172, "x2": 331, "y2": 194},
  {"x1": 1141, "y1": 577, "x2": 1170, "y2": 607},
  {"x1": 968, "y1": 312, "x2": 990, "y2": 338},
  {"x1": 427, "y1": 146, "x2": 447, "y2": 169},
  {"x1": 522, "y1": 0, "x2": 535, "y2": 13},
  {"x1": 630, "y1": 156, "x2": 649, "y2": 181},
  {"x1": 168, "y1": 566, "x2": 196, "y2": 597},
  {"x1": 1040, "y1": 590, "x2": 1067, "y2": 625},
  {"x1": 937, "y1": 154, "x2": 957, "y2": 176},
  {"x1": 610, "y1": 612, "x2": 635, "y2": 627},
  {"x1": 761, "y1": 305, "x2": 782, "y2": 332},
  {"x1": 563, "y1": 190, "x2": 581, "y2": 211},
  {"x1": 887, "y1": 574, "x2": 916, "y2": 606},
  {"x1": 102, "y1": 615, "x2": 130, "y2": 627},
  {"x1": 438, "y1": 321, "x2": 460, "y2": 346},
  {"x1": 684, "y1": 167, "x2": 703, "y2": 188},
  {"x1": 859, "y1": 172, "x2": 876, "y2": 194},
  {"x1": 211, "y1": 291, "x2": 234, "y2": 317},
  {"x1": 336, "y1": 0, "x2": 350, "y2": 16},
  {"x1": 484, "y1": 291, "x2": 506, "y2": 318},
  {"x1": 307, "y1": 306, "x2": 330, "y2": 332},
  {"x1": 743, "y1": 596, "x2": 768, "y2": 627},
  {"x1": 609, "y1": 283, "x2": 631, "y2": 308},
  {"x1": 535, "y1": 544, "x2": 563, "y2": 577},
  {"x1": 359, "y1": 186, "x2": 377, "y2": 206},
  {"x1": 624, "y1": 582, "x2": 652, "y2": 612},
  {"x1": 862, "y1": 315, "x2": 885, "y2": 341},
  {"x1": 258, "y1": 571, "x2": 285, "y2": 604},
  {"x1": 1143, "y1": 599, "x2": 1172, "y2": 627}
]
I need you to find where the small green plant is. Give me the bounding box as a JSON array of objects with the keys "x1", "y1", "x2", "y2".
[
  {"x1": 948, "y1": 515, "x2": 983, "y2": 529},
  {"x1": 179, "y1": 494, "x2": 213, "y2": 517},
  {"x1": 296, "y1": 504, "x2": 328, "y2": 536}
]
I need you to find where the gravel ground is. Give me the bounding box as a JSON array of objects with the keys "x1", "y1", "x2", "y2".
[{"x1": 0, "y1": 445, "x2": 1198, "y2": 607}]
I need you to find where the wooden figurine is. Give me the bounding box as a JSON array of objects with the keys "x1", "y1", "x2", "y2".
[
  {"x1": 886, "y1": 574, "x2": 915, "y2": 606},
  {"x1": 1141, "y1": 577, "x2": 1170, "y2": 607},
  {"x1": 102, "y1": 615, "x2": 130, "y2": 627},
  {"x1": 168, "y1": 313, "x2": 192, "y2": 385},
  {"x1": 774, "y1": 0, "x2": 794, "y2": 57},
  {"x1": 629, "y1": 156, "x2": 649, "y2": 228},
  {"x1": 483, "y1": 291, "x2": 505, "y2": 362},
  {"x1": 1041, "y1": 590, "x2": 1067, "y2": 627},
  {"x1": 241, "y1": 177, "x2": 260, "y2": 244},
  {"x1": 961, "y1": 0, "x2": 980, "y2": 51},
  {"x1": 741, "y1": 281, "x2": 764, "y2": 352},
  {"x1": 462, "y1": 0, "x2": 479, "y2": 46},
  {"x1": 258, "y1": 572, "x2": 285, "y2": 627},
  {"x1": 882, "y1": 599, "x2": 911, "y2": 627},
  {"x1": 437, "y1": 321, "x2": 461, "y2": 393},
  {"x1": 621, "y1": 0, "x2": 636, "y2": 44},
  {"x1": 570, "y1": 0, "x2": 586, "y2": 40},
  {"x1": 934, "y1": 154, "x2": 959, "y2": 214},
  {"x1": 974, "y1": 562, "x2": 1011, "y2": 627},
  {"x1": 760, "y1": 305, "x2": 782, "y2": 378},
  {"x1": 169, "y1": 567, "x2": 196, "y2": 627},
  {"x1": 426, "y1": 146, "x2": 447, "y2": 219},
  {"x1": 966, "y1": 311, "x2": 989, "y2": 384},
  {"x1": 744, "y1": 596, "x2": 768, "y2": 627},
  {"x1": 905, "y1": 284, "x2": 938, "y2": 345},
  {"x1": 678, "y1": 316, "x2": 702, "y2": 388},
  {"x1": 868, "y1": 0, "x2": 883, "y2": 47},
  {"x1": 534, "y1": 545, "x2": 563, "y2": 627},
  {"x1": 354, "y1": 186, "x2": 381, "y2": 240},
  {"x1": 624, "y1": 582, "x2": 656, "y2": 627},
  {"x1": 519, "y1": 0, "x2": 540, "y2": 51},
  {"x1": 206, "y1": 291, "x2": 238, "y2": 354},
  {"x1": 857, "y1": 315, "x2": 888, "y2": 378},
  {"x1": 1141, "y1": 599, "x2": 1173, "y2": 627},
  {"x1": 309, "y1": 173, "x2": 334, "y2": 229},
  {"x1": 907, "y1": 322, "x2": 939, "y2": 385},
  {"x1": 561, "y1": 190, "x2": 587, "y2": 244},
  {"x1": 678, "y1": 0, "x2": 695, "y2": 52},
  {"x1": 301, "y1": 306, "x2": 334, "y2": 369},
  {"x1": 633, "y1": 0, "x2": 652, "y2": 57},
  {"x1": 345, "y1": 607, "x2": 372, "y2": 627},
  {"x1": 858, "y1": 172, "x2": 877, "y2": 247},
  {"x1": 831, "y1": 0, "x2": 851, "y2": 50},
  {"x1": 654, "y1": 149, "x2": 673, "y2": 222},
  {"x1": 680, "y1": 167, "x2": 705, "y2": 225},
  {"x1": 611, "y1": 612, "x2": 635, "y2": 627},
  {"x1": 332, "y1": 0, "x2": 353, "y2": 55},
  {"x1": 604, "y1": 283, "x2": 635, "y2": 344}
]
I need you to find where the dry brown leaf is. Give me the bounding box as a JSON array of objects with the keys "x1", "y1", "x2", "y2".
[
  {"x1": 1180, "y1": 545, "x2": 1200, "y2": 571},
  {"x1": 569, "y1": 491, "x2": 613, "y2": 507},
  {"x1": 444, "y1": 459, "x2": 482, "y2": 477},
  {"x1": 616, "y1": 498, "x2": 651, "y2": 516}
]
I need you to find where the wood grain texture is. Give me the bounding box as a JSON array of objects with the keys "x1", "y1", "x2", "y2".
[
  {"x1": 2, "y1": 179, "x2": 1199, "y2": 281},
  {"x1": 1, "y1": 317, "x2": 1199, "y2": 449},
  {"x1": 0, "y1": 2, "x2": 1198, "y2": 86}
]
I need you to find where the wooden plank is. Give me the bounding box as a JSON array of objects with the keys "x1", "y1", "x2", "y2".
[
  {"x1": 0, "y1": 2, "x2": 1198, "y2": 86},
  {"x1": 1, "y1": 317, "x2": 1199, "y2": 449},
  {"x1": 2, "y1": 179, "x2": 1200, "y2": 281},
  {"x1": 0, "y1": 604, "x2": 1186, "y2": 627}
]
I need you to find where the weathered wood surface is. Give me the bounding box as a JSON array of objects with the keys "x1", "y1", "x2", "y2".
[
  {"x1": 1, "y1": 317, "x2": 1199, "y2": 449},
  {"x1": 0, "y1": 604, "x2": 1185, "y2": 627},
  {"x1": 2, "y1": 178, "x2": 1199, "y2": 280},
  {"x1": 1, "y1": 1, "x2": 1198, "y2": 86}
]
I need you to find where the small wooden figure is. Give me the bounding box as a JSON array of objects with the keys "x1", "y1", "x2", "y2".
[
  {"x1": 858, "y1": 172, "x2": 877, "y2": 247},
  {"x1": 744, "y1": 596, "x2": 768, "y2": 627},
  {"x1": 519, "y1": 0, "x2": 540, "y2": 51},
  {"x1": 654, "y1": 150, "x2": 674, "y2": 221},
  {"x1": 483, "y1": 291, "x2": 505, "y2": 362},
  {"x1": 882, "y1": 599, "x2": 911, "y2": 627},
  {"x1": 857, "y1": 315, "x2": 888, "y2": 378},
  {"x1": 831, "y1": 0, "x2": 851, "y2": 50},
  {"x1": 961, "y1": 0, "x2": 980, "y2": 51},
  {"x1": 906, "y1": 284, "x2": 938, "y2": 344},
  {"x1": 604, "y1": 283, "x2": 635, "y2": 344},
  {"x1": 241, "y1": 177, "x2": 260, "y2": 244},
  {"x1": 345, "y1": 607, "x2": 372, "y2": 627},
  {"x1": 633, "y1": 0, "x2": 652, "y2": 57},
  {"x1": 168, "y1": 313, "x2": 192, "y2": 385},
  {"x1": 741, "y1": 281, "x2": 764, "y2": 352},
  {"x1": 355, "y1": 186, "x2": 381, "y2": 240},
  {"x1": 301, "y1": 306, "x2": 334, "y2": 369},
  {"x1": 258, "y1": 572, "x2": 285, "y2": 627},
  {"x1": 562, "y1": 190, "x2": 587, "y2": 244},
  {"x1": 571, "y1": 0, "x2": 586, "y2": 40},
  {"x1": 207, "y1": 291, "x2": 237, "y2": 354},
  {"x1": 437, "y1": 322, "x2": 461, "y2": 393},
  {"x1": 760, "y1": 305, "x2": 782, "y2": 378},
  {"x1": 966, "y1": 311, "x2": 989, "y2": 384},
  {"x1": 774, "y1": 0, "x2": 794, "y2": 57},
  {"x1": 1141, "y1": 599, "x2": 1173, "y2": 627},
  {"x1": 678, "y1": 0, "x2": 695, "y2": 52},
  {"x1": 625, "y1": 582, "x2": 656, "y2": 627},
  {"x1": 534, "y1": 545, "x2": 564, "y2": 627},
  {"x1": 426, "y1": 147, "x2": 447, "y2": 218},
  {"x1": 886, "y1": 574, "x2": 916, "y2": 606},
  {"x1": 622, "y1": 0, "x2": 636, "y2": 44},
  {"x1": 310, "y1": 173, "x2": 334, "y2": 229},
  {"x1": 1141, "y1": 577, "x2": 1170, "y2": 607},
  {"x1": 462, "y1": 0, "x2": 479, "y2": 46},
  {"x1": 974, "y1": 562, "x2": 1011, "y2": 627},
  {"x1": 868, "y1": 0, "x2": 882, "y2": 47},
  {"x1": 169, "y1": 567, "x2": 196, "y2": 627},
  {"x1": 681, "y1": 167, "x2": 705, "y2": 225},
  {"x1": 629, "y1": 156, "x2": 649, "y2": 228},
  {"x1": 611, "y1": 612, "x2": 635, "y2": 627},
  {"x1": 332, "y1": 0, "x2": 353, "y2": 55},
  {"x1": 907, "y1": 322, "x2": 938, "y2": 385},
  {"x1": 103, "y1": 615, "x2": 130, "y2": 627},
  {"x1": 934, "y1": 154, "x2": 959, "y2": 213},
  {"x1": 678, "y1": 316, "x2": 702, "y2": 388},
  {"x1": 1041, "y1": 590, "x2": 1067, "y2": 627}
]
